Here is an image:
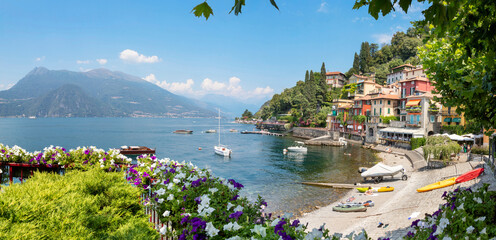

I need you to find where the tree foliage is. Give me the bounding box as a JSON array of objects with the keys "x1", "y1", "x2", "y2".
[
  {"x1": 241, "y1": 109, "x2": 253, "y2": 119},
  {"x1": 192, "y1": 0, "x2": 279, "y2": 19}
]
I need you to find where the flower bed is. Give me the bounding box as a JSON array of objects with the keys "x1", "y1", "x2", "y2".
[{"x1": 404, "y1": 184, "x2": 496, "y2": 239}]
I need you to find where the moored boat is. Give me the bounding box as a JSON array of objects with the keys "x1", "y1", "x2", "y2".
[
  {"x1": 455, "y1": 168, "x2": 484, "y2": 183},
  {"x1": 357, "y1": 186, "x2": 394, "y2": 193},
  {"x1": 205, "y1": 129, "x2": 216, "y2": 133},
  {"x1": 332, "y1": 205, "x2": 367, "y2": 212},
  {"x1": 119, "y1": 146, "x2": 155, "y2": 155},
  {"x1": 287, "y1": 141, "x2": 307, "y2": 153},
  {"x1": 174, "y1": 130, "x2": 193, "y2": 134},
  {"x1": 337, "y1": 200, "x2": 374, "y2": 207},
  {"x1": 417, "y1": 177, "x2": 456, "y2": 192}
]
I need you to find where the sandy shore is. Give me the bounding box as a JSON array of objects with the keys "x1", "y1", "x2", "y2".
[{"x1": 299, "y1": 149, "x2": 496, "y2": 239}]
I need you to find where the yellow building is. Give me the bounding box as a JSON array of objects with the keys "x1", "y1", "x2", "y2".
[
  {"x1": 369, "y1": 94, "x2": 400, "y2": 123},
  {"x1": 441, "y1": 106, "x2": 466, "y2": 126}
]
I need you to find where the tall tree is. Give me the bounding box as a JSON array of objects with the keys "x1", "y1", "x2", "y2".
[
  {"x1": 320, "y1": 62, "x2": 326, "y2": 79},
  {"x1": 359, "y1": 42, "x2": 371, "y2": 73},
  {"x1": 304, "y1": 70, "x2": 310, "y2": 83},
  {"x1": 352, "y1": 52, "x2": 360, "y2": 73}
]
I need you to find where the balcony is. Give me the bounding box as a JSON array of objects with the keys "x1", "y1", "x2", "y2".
[
  {"x1": 353, "y1": 103, "x2": 362, "y2": 108},
  {"x1": 428, "y1": 107, "x2": 440, "y2": 114},
  {"x1": 406, "y1": 106, "x2": 422, "y2": 113},
  {"x1": 406, "y1": 122, "x2": 421, "y2": 128}
]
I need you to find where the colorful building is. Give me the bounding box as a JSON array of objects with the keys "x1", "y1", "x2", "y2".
[
  {"x1": 326, "y1": 71, "x2": 347, "y2": 89},
  {"x1": 386, "y1": 64, "x2": 416, "y2": 85},
  {"x1": 369, "y1": 94, "x2": 400, "y2": 123},
  {"x1": 398, "y1": 76, "x2": 436, "y2": 121}
]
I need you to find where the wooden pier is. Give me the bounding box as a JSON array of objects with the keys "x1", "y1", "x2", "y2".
[
  {"x1": 301, "y1": 182, "x2": 374, "y2": 189},
  {"x1": 240, "y1": 131, "x2": 285, "y2": 136}
]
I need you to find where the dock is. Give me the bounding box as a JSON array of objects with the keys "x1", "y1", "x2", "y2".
[
  {"x1": 302, "y1": 182, "x2": 374, "y2": 189},
  {"x1": 240, "y1": 131, "x2": 285, "y2": 136}
]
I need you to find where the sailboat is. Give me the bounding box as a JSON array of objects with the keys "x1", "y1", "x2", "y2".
[{"x1": 214, "y1": 109, "x2": 232, "y2": 157}]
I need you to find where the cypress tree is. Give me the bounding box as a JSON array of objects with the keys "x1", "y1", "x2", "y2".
[
  {"x1": 352, "y1": 52, "x2": 359, "y2": 72},
  {"x1": 320, "y1": 62, "x2": 326, "y2": 78},
  {"x1": 359, "y1": 42, "x2": 371, "y2": 73},
  {"x1": 305, "y1": 70, "x2": 310, "y2": 82}
]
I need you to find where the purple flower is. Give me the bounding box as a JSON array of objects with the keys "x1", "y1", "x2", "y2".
[
  {"x1": 228, "y1": 179, "x2": 244, "y2": 189},
  {"x1": 164, "y1": 178, "x2": 170, "y2": 184},
  {"x1": 411, "y1": 219, "x2": 420, "y2": 227},
  {"x1": 274, "y1": 219, "x2": 287, "y2": 235},
  {"x1": 432, "y1": 209, "x2": 441, "y2": 217},
  {"x1": 229, "y1": 211, "x2": 243, "y2": 220},
  {"x1": 143, "y1": 185, "x2": 149, "y2": 189},
  {"x1": 151, "y1": 156, "x2": 156, "y2": 160},
  {"x1": 182, "y1": 185, "x2": 188, "y2": 191},
  {"x1": 29, "y1": 158, "x2": 34, "y2": 163},
  {"x1": 183, "y1": 195, "x2": 188, "y2": 202},
  {"x1": 291, "y1": 219, "x2": 300, "y2": 227},
  {"x1": 84, "y1": 149, "x2": 90, "y2": 155},
  {"x1": 170, "y1": 168, "x2": 176, "y2": 174},
  {"x1": 180, "y1": 216, "x2": 189, "y2": 225},
  {"x1": 231, "y1": 194, "x2": 239, "y2": 201},
  {"x1": 194, "y1": 196, "x2": 201, "y2": 204},
  {"x1": 190, "y1": 217, "x2": 206, "y2": 233},
  {"x1": 142, "y1": 171, "x2": 150, "y2": 178},
  {"x1": 1, "y1": 149, "x2": 4, "y2": 153},
  {"x1": 261, "y1": 200, "x2": 268, "y2": 206},
  {"x1": 192, "y1": 179, "x2": 202, "y2": 187},
  {"x1": 66, "y1": 153, "x2": 70, "y2": 156},
  {"x1": 83, "y1": 160, "x2": 88, "y2": 164},
  {"x1": 441, "y1": 191, "x2": 447, "y2": 198},
  {"x1": 406, "y1": 231, "x2": 415, "y2": 237},
  {"x1": 61, "y1": 148, "x2": 66, "y2": 152}
]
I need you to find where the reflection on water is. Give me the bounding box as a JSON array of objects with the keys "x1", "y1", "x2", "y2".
[{"x1": 0, "y1": 118, "x2": 378, "y2": 216}]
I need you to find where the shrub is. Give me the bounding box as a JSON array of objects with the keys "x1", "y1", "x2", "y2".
[
  {"x1": 471, "y1": 146, "x2": 489, "y2": 155},
  {"x1": 380, "y1": 116, "x2": 399, "y2": 124},
  {"x1": 410, "y1": 137, "x2": 426, "y2": 150},
  {"x1": 0, "y1": 168, "x2": 158, "y2": 240},
  {"x1": 423, "y1": 136, "x2": 462, "y2": 161}
]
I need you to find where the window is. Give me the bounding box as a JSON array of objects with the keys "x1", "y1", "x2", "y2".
[
  {"x1": 410, "y1": 115, "x2": 414, "y2": 124},
  {"x1": 380, "y1": 108, "x2": 382, "y2": 115},
  {"x1": 380, "y1": 100, "x2": 382, "y2": 104},
  {"x1": 448, "y1": 107, "x2": 451, "y2": 115},
  {"x1": 374, "y1": 100, "x2": 376, "y2": 105},
  {"x1": 430, "y1": 115, "x2": 435, "y2": 123},
  {"x1": 374, "y1": 108, "x2": 376, "y2": 116},
  {"x1": 402, "y1": 101, "x2": 405, "y2": 109},
  {"x1": 410, "y1": 87, "x2": 415, "y2": 95},
  {"x1": 388, "y1": 100, "x2": 391, "y2": 105},
  {"x1": 417, "y1": 115, "x2": 420, "y2": 123},
  {"x1": 387, "y1": 108, "x2": 390, "y2": 114}
]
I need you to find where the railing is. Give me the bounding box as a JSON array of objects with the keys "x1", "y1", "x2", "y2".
[
  {"x1": 406, "y1": 106, "x2": 422, "y2": 113},
  {"x1": 406, "y1": 122, "x2": 421, "y2": 128}
]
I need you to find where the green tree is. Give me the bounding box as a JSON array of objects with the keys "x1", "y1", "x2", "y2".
[
  {"x1": 304, "y1": 70, "x2": 309, "y2": 82},
  {"x1": 352, "y1": 52, "x2": 360, "y2": 73},
  {"x1": 241, "y1": 109, "x2": 253, "y2": 119},
  {"x1": 320, "y1": 62, "x2": 326, "y2": 79},
  {"x1": 340, "y1": 83, "x2": 358, "y2": 99},
  {"x1": 192, "y1": 0, "x2": 279, "y2": 20},
  {"x1": 316, "y1": 106, "x2": 333, "y2": 127},
  {"x1": 354, "y1": 0, "x2": 496, "y2": 132},
  {"x1": 359, "y1": 42, "x2": 371, "y2": 73}
]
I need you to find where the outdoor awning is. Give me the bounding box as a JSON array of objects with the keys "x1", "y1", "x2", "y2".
[
  {"x1": 347, "y1": 125, "x2": 353, "y2": 129},
  {"x1": 444, "y1": 118, "x2": 452, "y2": 122},
  {"x1": 452, "y1": 118, "x2": 461, "y2": 123},
  {"x1": 339, "y1": 124, "x2": 343, "y2": 127},
  {"x1": 406, "y1": 99, "x2": 421, "y2": 106},
  {"x1": 379, "y1": 127, "x2": 424, "y2": 137},
  {"x1": 357, "y1": 125, "x2": 362, "y2": 130}
]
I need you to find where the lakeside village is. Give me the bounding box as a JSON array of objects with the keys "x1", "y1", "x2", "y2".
[{"x1": 237, "y1": 64, "x2": 495, "y2": 153}]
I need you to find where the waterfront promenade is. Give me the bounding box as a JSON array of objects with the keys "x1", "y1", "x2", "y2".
[{"x1": 299, "y1": 148, "x2": 496, "y2": 239}]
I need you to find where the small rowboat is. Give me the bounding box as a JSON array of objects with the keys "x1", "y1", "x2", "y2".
[
  {"x1": 357, "y1": 186, "x2": 394, "y2": 193},
  {"x1": 332, "y1": 205, "x2": 367, "y2": 212},
  {"x1": 455, "y1": 168, "x2": 484, "y2": 183},
  {"x1": 174, "y1": 130, "x2": 193, "y2": 134},
  {"x1": 417, "y1": 177, "x2": 456, "y2": 192},
  {"x1": 337, "y1": 200, "x2": 374, "y2": 207}
]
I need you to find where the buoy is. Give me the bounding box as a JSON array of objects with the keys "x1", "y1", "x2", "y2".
[
  {"x1": 198, "y1": 147, "x2": 202, "y2": 150},
  {"x1": 283, "y1": 149, "x2": 288, "y2": 155}
]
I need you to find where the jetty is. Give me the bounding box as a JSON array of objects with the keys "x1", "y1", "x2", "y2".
[
  {"x1": 302, "y1": 182, "x2": 373, "y2": 189},
  {"x1": 241, "y1": 130, "x2": 284, "y2": 136}
]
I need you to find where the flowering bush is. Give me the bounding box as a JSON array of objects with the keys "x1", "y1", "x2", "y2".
[
  {"x1": 404, "y1": 184, "x2": 496, "y2": 239},
  {"x1": 126, "y1": 155, "x2": 371, "y2": 240},
  {"x1": 0, "y1": 144, "x2": 131, "y2": 171}
]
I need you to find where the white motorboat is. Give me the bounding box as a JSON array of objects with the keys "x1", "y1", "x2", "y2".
[
  {"x1": 360, "y1": 162, "x2": 407, "y2": 183},
  {"x1": 287, "y1": 141, "x2": 307, "y2": 153},
  {"x1": 338, "y1": 137, "x2": 348, "y2": 146},
  {"x1": 205, "y1": 129, "x2": 216, "y2": 133},
  {"x1": 214, "y1": 109, "x2": 231, "y2": 157}
]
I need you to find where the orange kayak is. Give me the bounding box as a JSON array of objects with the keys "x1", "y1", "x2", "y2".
[{"x1": 417, "y1": 177, "x2": 456, "y2": 192}]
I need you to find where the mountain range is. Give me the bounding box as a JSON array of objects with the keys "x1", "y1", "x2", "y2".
[{"x1": 0, "y1": 67, "x2": 218, "y2": 118}]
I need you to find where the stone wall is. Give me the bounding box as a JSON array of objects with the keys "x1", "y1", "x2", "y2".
[{"x1": 293, "y1": 127, "x2": 329, "y2": 139}]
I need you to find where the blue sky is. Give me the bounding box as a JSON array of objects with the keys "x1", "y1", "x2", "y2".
[{"x1": 0, "y1": 0, "x2": 426, "y2": 106}]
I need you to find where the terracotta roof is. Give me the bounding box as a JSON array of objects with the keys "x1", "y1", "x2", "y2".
[
  {"x1": 326, "y1": 71, "x2": 345, "y2": 76},
  {"x1": 372, "y1": 94, "x2": 400, "y2": 100},
  {"x1": 391, "y1": 64, "x2": 415, "y2": 70},
  {"x1": 356, "y1": 95, "x2": 372, "y2": 101},
  {"x1": 352, "y1": 74, "x2": 368, "y2": 79}
]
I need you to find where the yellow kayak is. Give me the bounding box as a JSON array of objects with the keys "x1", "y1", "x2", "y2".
[
  {"x1": 417, "y1": 177, "x2": 456, "y2": 192},
  {"x1": 357, "y1": 186, "x2": 394, "y2": 193}
]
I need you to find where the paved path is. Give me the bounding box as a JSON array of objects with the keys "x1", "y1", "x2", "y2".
[{"x1": 299, "y1": 151, "x2": 495, "y2": 239}]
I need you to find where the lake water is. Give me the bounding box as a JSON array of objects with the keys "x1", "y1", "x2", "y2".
[{"x1": 0, "y1": 118, "x2": 379, "y2": 216}]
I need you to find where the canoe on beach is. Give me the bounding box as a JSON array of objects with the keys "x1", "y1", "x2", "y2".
[
  {"x1": 356, "y1": 186, "x2": 394, "y2": 193},
  {"x1": 455, "y1": 168, "x2": 484, "y2": 183},
  {"x1": 337, "y1": 200, "x2": 374, "y2": 207},
  {"x1": 417, "y1": 177, "x2": 456, "y2": 192},
  {"x1": 332, "y1": 205, "x2": 367, "y2": 212}
]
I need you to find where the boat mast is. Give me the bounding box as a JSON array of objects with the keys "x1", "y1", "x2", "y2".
[{"x1": 218, "y1": 108, "x2": 221, "y2": 146}]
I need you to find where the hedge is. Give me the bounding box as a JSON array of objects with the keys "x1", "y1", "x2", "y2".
[{"x1": 410, "y1": 137, "x2": 426, "y2": 150}]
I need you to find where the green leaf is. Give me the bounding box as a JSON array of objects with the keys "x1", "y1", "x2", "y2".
[
  {"x1": 398, "y1": 0, "x2": 412, "y2": 13},
  {"x1": 229, "y1": 0, "x2": 246, "y2": 15},
  {"x1": 191, "y1": 2, "x2": 214, "y2": 20},
  {"x1": 270, "y1": 0, "x2": 280, "y2": 10}
]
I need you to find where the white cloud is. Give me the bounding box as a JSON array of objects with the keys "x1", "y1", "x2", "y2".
[
  {"x1": 201, "y1": 78, "x2": 226, "y2": 91},
  {"x1": 35, "y1": 56, "x2": 45, "y2": 62},
  {"x1": 0, "y1": 83, "x2": 14, "y2": 90},
  {"x1": 77, "y1": 60, "x2": 91, "y2": 64},
  {"x1": 120, "y1": 49, "x2": 160, "y2": 63},
  {"x1": 317, "y1": 1, "x2": 328, "y2": 13},
  {"x1": 144, "y1": 74, "x2": 273, "y2": 101},
  {"x1": 372, "y1": 33, "x2": 393, "y2": 45},
  {"x1": 96, "y1": 59, "x2": 107, "y2": 65},
  {"x1": 79, "y1": 67, "x2": 92, "y2": 72},
  {"x1": 352, "y1": 16, "x2": 372, "y2": 23}
]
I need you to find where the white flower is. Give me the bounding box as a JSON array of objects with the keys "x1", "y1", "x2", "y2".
[
  {"x1": 205, "y1": 222, "x2": 219, "y2": 237},
  {"x1": 198, "y1": 207, "x2": 215, "y2": 217},
  {"x1": 173, "y1": 178, "x2": 180, "y2": 184},
  {"x1": 333, "y1": 233, "x2": 343, "y2": 239},
  {"x1": 474, "y1": 197, "x2": 483, "y2": 204},
  {"x1": 167, "y1": 194, "x2": 174, "y2": 201},
  {"x1": 232, "y1": 222, "x2": 242, "y2": 231},
  {"x1": 344, "y1": 231, "x2": 355, "y2": 239},
  {"x1": 209, "y1": 188, "x2": 218, "y2": 194},
  {"x1": 201, "y1": 195, "x2": 211, "y2": 206},
  {"x1": 475, "y1": 216, "x2": 486, "y2": 222},
  {"x1": 466, "y1": 226, "x2": 475, "y2": 234},
  {"x1": 304, "y1": 228, "x2": 324, "y2": 240},
  {"x1": 355, "y1": 229, "x2": 367, "y2": 240},
  {"x1": 100, "y1": 164, "x2": 104, "y2": 168},
  {"x1": 162, "y1": 210, "x2": 170, "y2": 217},
  {"x1": 233, "y1": 205, "x2": 244, "y2": 212},
  {"x1": 270, "y1": 219, "x2": 281, "y2": 227},
  {"x1": 159, "y1": 225, "x2": 168, "y2": 235},
  {"x1": 481, "y1": 228, "x2": 487, "y2": 234},
  {"x1": 0, "y1": 169, "x2": 2, "y2": 174},
  {"x1": 223, "y1": 222, "x2": 234, "y2": 231},
  {"x1": 457, "y1": 203, "x2": 464, "y2": 210},
  {"x1": 227, "y1": 202, "x2": 234, "y2": 210},
  {"x1": 439, "y1": 217, "x2": 450, "y2": 229},
  {"x1": 155, "y1": 188, "x2": 166, "y2": 196},
  {"x1": 442, "y1": 237, "x2": 452, "y2": 240},
  {"x1": 226, "y1": 236, "x2": 242, "y2": 240},
  {"x1": 157, "y1": 198, "x2": 164, "y2": 203},
  {"x1": 462, "y1": 217, "x2": 466, "y2": 222},
  {"x1": 251, "y1": 225, "x2": 267, "y2": 237}
]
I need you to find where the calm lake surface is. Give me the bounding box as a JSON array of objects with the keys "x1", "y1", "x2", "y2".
[{"x1": 0, "y1": 118, "x2": 379, "y2": 215}]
